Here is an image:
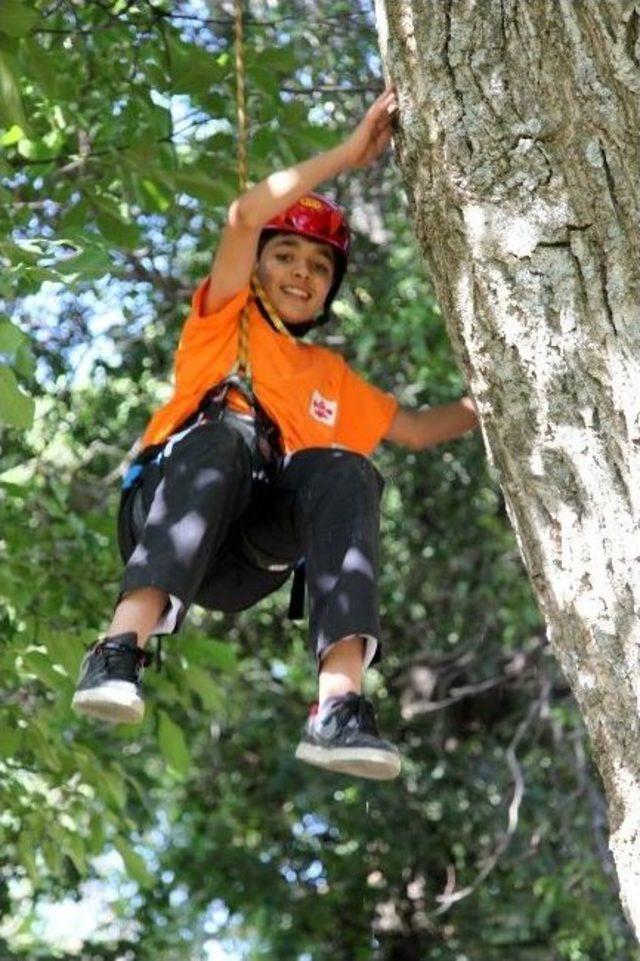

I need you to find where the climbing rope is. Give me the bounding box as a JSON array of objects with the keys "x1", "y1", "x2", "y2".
[
  {"x1": 231, "y1": 0, "x2": 296, "y2": 391},
  {"x1": 233, "y1": 0, "x2": 248, "y2": 194}
]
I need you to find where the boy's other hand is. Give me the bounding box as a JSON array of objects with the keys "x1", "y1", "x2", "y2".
[{"x1": 339, "y1": 84, "x2": 399, "y2": 170}]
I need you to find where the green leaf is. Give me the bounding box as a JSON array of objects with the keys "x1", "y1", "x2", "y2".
[
  {"x1": 0, "y1": 1, "x2": 38, "y2": 37},
  {"x1": 13, "y1": 340, "x2": 35, "y2": 379},
  {"x1": 28, "y1": 720, "x2": 62, "y2": 772},
  {"x1": 251, "y1": 126, "x2": 279, "y2": 161},
  {"x1": 0, "y1": 723, "x2": 20, "y2": 757},
  {"x1": 158, "y1": 710, "x2": 190, "y2": 777},
  {"x1": 41, "y1": 837, "x2": 63, "y2": 876},
  {"x1": 17, "y1": 135, "x2": 56, "y2": 161},
  {"x1": 254, "y1": 45, "x2": 297, "y2": 73},
  {"x1": 74, "y1": 753, "x2": 128, "y2": 812},
  {"x1": 42, "y1": 127, "x2": 63, "y2": 151},
  {"x1": 60, "y1": 832, "x2": 87, "y2": 875},
  {"x1": 297, "y1": 125, "x2": 343, "y2": 152},
  {"x1": 185, "y1": 663, "x2": 223, "y2": 711},
  {"x1": 0, "y1": 366, "x2": 35, "y2": 428},
  {"x1": 88, "y1": 812, "x2": 106, "y2": 855},
  {"x1": 168, "y1": 36, "x2": 226, "y2": 95},
  {"x1": 17, "y1": 830, "x2": 39, "y2": 884},
  {"x1": 95, "y1": 207, "x2": 142, "y2": 250},
  {"x1": 21, "y1": 37, "x2": 61, "y2": 100},
  {"x1": 0, "y1": 316, "x2": 25, "y2": 354},
  {"x1": 169, "y1": 168, "x2": 231, "y2": 206},
  {"x1": 249, "y1": 65, "x2": 282, "y2": 110},
  {"x1": 100, "y1": 767, "x2": 128, "y2": 812},
  {"x1": 208, "y1": 639, "x2": 238, "y2": 673},
  {"x1": 114, "y1": 837, "x2": 155, "y2": 889},
  {"x1": 58, "y1": 199, "x2": 90, "y2": 232},
  {"x1": 0, "y1": 238, "x2": 40, "y2": 265},
  {"x1": 54, "y1": 245, "x2": 113, "y2": 279},
  {"x1": 138, "y1": 175, "x2": 172, "y2": 213},
  {"x1": 23, "y1": 648, "x2": 70, "y2": 686},
  {"x1": 0, "y1": 121, "x2": 22, "y2": 144},
  {"x1": 0, "y1": 461, "x2": 34, "y2": 485},
  {"x1": 44, "y1": 630, "x2": 83, "y2": 677},
  {"x1": 0, "y1": 48, "x2": 27, "y2": 131}
]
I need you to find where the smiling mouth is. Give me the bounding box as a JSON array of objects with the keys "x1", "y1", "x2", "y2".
[{"x1": 281, "y1": 287, "x2": 311, "y2": 302}]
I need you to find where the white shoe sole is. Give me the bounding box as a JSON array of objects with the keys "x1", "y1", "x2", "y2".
[
  {"x1": 71, "y1": 680, "x2": 144, "y2": 725},
  {"x1": 295, "y1": 742, "x2": 401, "y2": 780}
]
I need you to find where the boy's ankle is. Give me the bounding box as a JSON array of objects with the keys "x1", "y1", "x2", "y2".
[
  {"x1": 103, "y1": 630, "x2": 146, "y2": 649},
  {"x1": 318, "y1": 683, "x2": 362, "y2": 707},
  {"x1": 318, "y1": 690, "x2": 361, "y2": 715}
]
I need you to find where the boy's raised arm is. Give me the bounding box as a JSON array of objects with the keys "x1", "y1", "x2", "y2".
[
  {"x1": 204, "y1": 85, "x2": 398, "y2": 315},
  {"x1": 233, "y1": 85, "x2": 398, "y2": 229}
]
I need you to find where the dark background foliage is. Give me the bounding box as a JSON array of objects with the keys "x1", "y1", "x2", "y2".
[{"x1": 0, "y1": 1, "x2": 636, "y2": 958}]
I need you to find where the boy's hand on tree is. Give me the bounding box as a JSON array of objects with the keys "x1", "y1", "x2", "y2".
[
  {"x1": 460, "y1": 395, "x2": 480, "y2": 422},
  {"x1": 339, "y1": 84, "x2": 399, "y2": 170}
]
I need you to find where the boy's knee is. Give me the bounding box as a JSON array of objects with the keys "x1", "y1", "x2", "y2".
[
  {"x1": 169, "y1": 420, "x2": 250, "y2": 471},
  {"x1": 311, "y1": 450, "x2": 383, "y2": 501}
]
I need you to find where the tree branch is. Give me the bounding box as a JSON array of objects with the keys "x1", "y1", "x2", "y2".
[{"x1": 427, "y1": 675, "x2": 552, "y2": 918}]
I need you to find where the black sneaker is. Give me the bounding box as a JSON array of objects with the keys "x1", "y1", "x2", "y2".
[
  {"x1": 294, "y1": 692, "x2": 402, "y2": 781},
  {"x1": 71, "y1": 632, "x2": 152, "y2": 724}
]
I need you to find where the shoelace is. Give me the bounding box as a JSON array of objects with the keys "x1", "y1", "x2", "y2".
[
  {"x1": 313, "y1": 693, "x2": 379, "y2": 735},
  {"x1": 90, "y1": 637, "x2": 159, "y2": 673},
  {"x1": 351, "y1": 695, "x2": 379, "y2": 736}
]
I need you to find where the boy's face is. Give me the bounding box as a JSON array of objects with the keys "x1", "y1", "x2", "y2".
[{"x1": 257, "y1": 233, "x2": 336, "y2": 324}]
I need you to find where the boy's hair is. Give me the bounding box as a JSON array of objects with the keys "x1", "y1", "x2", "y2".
[{"x1": 256, "y1": 229, "x2": 279, "y2": 263}]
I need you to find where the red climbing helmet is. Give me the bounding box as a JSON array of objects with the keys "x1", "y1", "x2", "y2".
[
  {"x1": 259, "y1": 192, "x2": 351, "y2": 324},
  {"x1": 262, "y1": 192, "x2": 351, "y2": 260}
]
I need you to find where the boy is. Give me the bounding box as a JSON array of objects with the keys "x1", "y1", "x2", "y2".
[{"x1": 72, "y1": 85, "x2": 479, "y2": 780}]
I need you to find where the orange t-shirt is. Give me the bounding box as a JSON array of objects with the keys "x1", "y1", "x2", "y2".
[{"x1": 140, "y1": 278, "x2": 398, "y2": 457}]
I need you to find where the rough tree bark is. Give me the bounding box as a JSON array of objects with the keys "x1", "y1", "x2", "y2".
[{"x1": 374, "y1": 0, "x2": 640, "y2": 938}]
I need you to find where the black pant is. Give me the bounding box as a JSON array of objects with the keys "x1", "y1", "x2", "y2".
[{"x1": 116, "y1": 420, "x2": 384, "y2": 667}]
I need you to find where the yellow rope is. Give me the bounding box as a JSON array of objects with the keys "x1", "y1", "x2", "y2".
[
  {"x1": 232, "y1": 0, "x2": 253, "y2": 384},
  {"x1": 232, "y1": 0, "x2": 296, "y2": 391},
  {"x1": 233, "y1": 0, "x2": 248, "y2": 195}
]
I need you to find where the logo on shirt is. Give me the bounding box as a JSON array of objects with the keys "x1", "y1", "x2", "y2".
[{"x1": 309, "y1": 390, "x2": 338, "y2": 426}]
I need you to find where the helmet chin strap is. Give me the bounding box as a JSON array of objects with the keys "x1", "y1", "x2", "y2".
[
  {"x1": 250, "y1": 269, "x2": 321, "y2": 338},
  {"x1": 255, "y1": 299, "x2": 318, "y2": 338}
]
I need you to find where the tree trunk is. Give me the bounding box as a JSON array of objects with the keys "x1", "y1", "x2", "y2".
[{"x1": 375, "y1": 0, "x2": 640, "y2": 938}]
